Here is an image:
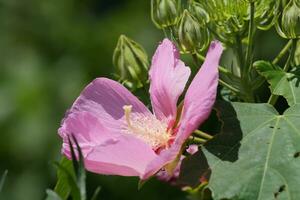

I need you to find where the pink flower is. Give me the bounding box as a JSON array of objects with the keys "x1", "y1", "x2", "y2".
[
  {"x1": 58, "y1": 39, "x2": 223, "y2": 180},
  {"x1": 156, "y1": 145, "x2": 199, "y2": 185}
]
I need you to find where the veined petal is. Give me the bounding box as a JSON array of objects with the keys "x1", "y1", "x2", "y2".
[
  {"x1": 142, "y1": 108, "x2": 194, "y2": 180},
  {"x1": 59, "y1": 111, "x2": 112, "y2": 148},
  {"x1": 85, "y1": 134, "x2": 157, "y2": 177},
  {"x1": 143, "y1": 144, "x2": 181, "y2": 180},
  {"x1": 149, "y1": 39, "x2": 191, "y2": 121},
  {"x1": 143, "y1": 42, "x2": 223, "y2": 178},
  {"x1": 59, "y1": 112, "x2": 157, "y2": 177},
  {"x1": 64, "y1": 78, "x2": 151, "y2": 133},
  {"x1": 180, "y1": 41, "x2": 223, "y2": 137}
]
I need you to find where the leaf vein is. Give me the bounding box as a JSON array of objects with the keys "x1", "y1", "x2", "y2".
[{"x1": 257, "y1": 117, "x2": 280, "y2": 200}]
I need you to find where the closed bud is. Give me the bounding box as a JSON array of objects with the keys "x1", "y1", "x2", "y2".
[
  {"x1": 295, "y1": 40, "x2": 300, "y2": 66},
  {"x1": 151, "y1": 0, "x2": 181, "y2": 29},
  {"x1": 188, "y1": 1, "x2": 209, "y2": 25},
  {"x1": 255, "y1": 0, "x2": 280, "y2": 30},
  {"x1": 277, "y1": 0, "x2": 300, "y2": 39},
  {"x1": 113, "y1": 35, "x2": 149, "y2": 90},
  {"x1": 178, "y1": 10, "x2": 210, "y2": 54},
  {"x1": 195, "y1": 0, "x2": 247, "y2": 45}
]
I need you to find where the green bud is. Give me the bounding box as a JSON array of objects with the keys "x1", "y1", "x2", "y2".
[
  {"x1": 195, "y1": 0, "x2": 247, "y2": 45},
  {"x1": 151, "y1": 0, "x2": 181, "y2": 29},
  {"x1": 295, "y1": 40, "x2": 300, "y2": 66},
  {"x1": 113, "y1": 35, "x2": 149, "y2": 90},
  {"x1": 188, "y1": 1, "x2": 209, "y2": 25},
  {"x1": 178, "y1": 10, "x2": 210, "y2": 54},
  {"x1": 277, "y1": 0, "x2": 300, "y2": 39},
  {"x1": 255, "y1": 0, "x2": 280, "y2": 30}
]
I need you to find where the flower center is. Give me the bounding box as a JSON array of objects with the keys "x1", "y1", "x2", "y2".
[{"x1": 122, "y1": 105, "x2": 173, "y2": 150}]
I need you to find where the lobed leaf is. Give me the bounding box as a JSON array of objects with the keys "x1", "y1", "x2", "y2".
[
  {"x1": 202, "y1": 101, "x2": 300, "y2": 200},
  {"x1": 255, "y1": 60, "x2": 300, "y2": 106}
]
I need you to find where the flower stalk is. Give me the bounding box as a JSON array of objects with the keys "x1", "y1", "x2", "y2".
[
  {"x1": 188, "y1": 136, "x2": 206, "y2": 144},
  {"x1": 245, "y1": 1, "x2": 256, "y2": 74},
  {"x1": 272, "y1": 39, "x2": 293, "y2": 65},
  {"x1": 268, "y1": 38, "x2": 298, "y2": 105},
  {"x1": 193, "y1": 130, "x2": 213, "y2": 140}
]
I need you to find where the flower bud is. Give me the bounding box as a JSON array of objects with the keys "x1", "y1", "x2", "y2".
[
  {"x1": 195, "y1": 0, "x2": 247, "y2": 45},
  {"x1": 255, "y1": 0, "x2": 280, "y2": 30},
  {"x1": 188, "y1": 1, "x2": 209, "y2": 25},
  {"x1": 277, "y1": 0, "x2": 300, "y2": 39},
  {"x1": 151, "y1": 0, "x2": 181, "y2": 29},
  {"x1": 113, "y1": 35, "x2": 149, "y2": 90},
  {"x1": 295, "y1": 40, "x2": 300, "y2": 66},
  {"x1": 178, "y1": 10, "x2": 210, "y2": 54}
]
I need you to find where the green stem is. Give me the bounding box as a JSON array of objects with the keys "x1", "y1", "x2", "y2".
[
  {"x1": 272, "y1": 40, "x2": 293, "y2": 65},
  {"x1": 268, "y1": 39, "x2": 298, "y2": 105},
  {"x1": 218, "y1": 65, "x2": 231, "y2": 75},
  {"x1": 235, "y1": 35, "x2": 245, "y2": 76},
  {"x1": 235, "y1": 34, "x2": 255, "y2": 102},
  {"x1": 282, "y1": 40, "x2": 297, "y2": 71},
  {"x1": 195, "y1": 53, "x2": 205, "y2": 62},
  {"x1": 162, "y1": 28, "x2": 168, "y2": 38},
  {"x1": 192, "y1": 53, "x2": 200, "y2": 66},
  {"x1": 245, "y1": 1, "x2": 255, "y2": 74},
  {"x1": 188, "y1": 136, "x2": 206, "y2": 144},
  {"x1": 219, "y1": 79, "x2": 239, "y2": 94},
  {"x1": 193, "y1": 130, "x2": 213, "y2": 140},
  {"x1": 195, "y1": 53, "x2": 239, "y2": 78}
]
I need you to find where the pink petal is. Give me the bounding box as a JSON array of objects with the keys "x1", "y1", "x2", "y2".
[
  {"x1": 180, "y1": 41, "x2": 223, "y2": 139},
  {"x1": 59, "y1": 111, "x2": 112, "y2": 148},
  {"x1": 85, "y1": 134, "x2": 157, "y2": 177},
  {"x1": 186, "y1": 144, "x2": 199, "y2": 155},
  {"x1": 65, "y1": 78, "x2": 151, "y2": 133},
  {"x1": 142, "y1": 109, "x2": 195, "y2": 180},
  {"x1": 156, "y1": 145, "x2": 198, "y2": 184},
  {"x1": 143, "y1": 42, "x2": 222, "y2": 179},
  {"x1": 143, "y1": 144, "x2": 180, "y2": 180},
  {"x1": 59, "y1": 112, "x2": 157, "y2": 177},
  {"x1": 149, "y1": 39, "x2": 191, "y2": 121}
]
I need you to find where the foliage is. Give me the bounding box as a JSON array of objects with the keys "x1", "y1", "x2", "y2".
[
  {"x1": 46, "y1": 136, "x2": 100, "y2": 200},
  {"x1": 145, "y1": 0, "x2": 300, "y2": 199},
  {"x1": 255, "y1": 60, "x2": 300, "y2": 106},
  {"x1": 1, "y1": 0, "x2": 300, "y2": 200},
  {"x1": 206, "y1": 102, "x2": 300, "y2": 200},
  {"x1": 0, "y1": 170, "x2": 8, "y2": 193}
]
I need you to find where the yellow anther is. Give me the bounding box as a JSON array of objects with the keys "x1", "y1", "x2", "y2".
[
  {"x1": 123, "y1": 105, "x2": 133, "y2": 128},
  {"x1": 122, "y1": 105, "x2": 172, "y2": 149}
]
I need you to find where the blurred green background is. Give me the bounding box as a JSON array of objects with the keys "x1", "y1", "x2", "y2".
[
  {"x1": 0, "y1": 0, "x2": 185, "y2": 199},
  {"x1": 0, "y1": 0, "x2": 288, "y2": 199}
]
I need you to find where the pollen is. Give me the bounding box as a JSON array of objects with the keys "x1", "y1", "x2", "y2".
[{"x1": 122, "y1": 105, "x2": 172, "y2": 150}]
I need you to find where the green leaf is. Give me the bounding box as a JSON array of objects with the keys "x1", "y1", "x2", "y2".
[
  {"x1": 54, "y1": 162, "x2": 81, "y2": 200},
  {"x1": 45, "y1": 189, "x2": 63, "y2": 200},
  {"x1": 0, "y1": 170, "x2": 8, "y2": 193},
  {"x1": 53, "y1": 136, "x2": 87, "y2": 200},
  {"x1": 70, "y1": 135, "x2": 86, "y2": 200},
  {"x1": 255, "y1": 60, "x2": 300, "y2": 106},
  {"x1": 90, "y1": 187, "x2": 101, "y2": 200},
  {"x1": 201, "y1": 101, "x2": 300, "y2": 200},
  {"x1": 54, "y1": 157, "x2": 73, "y2": 200}
]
